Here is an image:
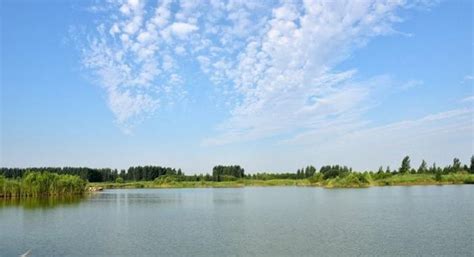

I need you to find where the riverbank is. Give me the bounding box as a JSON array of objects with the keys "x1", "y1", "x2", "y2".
[
  {"x1": 2, "y1": 173, "x2": 472, "y2": 198},
  {"x1": 88, "y1": 173, "x2": 474, "y2": 189}
]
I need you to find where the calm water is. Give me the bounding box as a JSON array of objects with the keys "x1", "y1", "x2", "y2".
[{"x1": 1, "y1": 186, "x2": 473, "y2": 257}]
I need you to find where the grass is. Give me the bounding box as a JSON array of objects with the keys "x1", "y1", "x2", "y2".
[
  {"x1": 88, "y1": 179, "x2": 312, "y2": 189},
  {"x1": 0, "y1": 172, "x2": 87, "y2": 198},
  {"x1": 373, "y1": 173, "x2": 474, "y2": 186},
  {"x1": 88, "y1": 173, "x2": 474, "y2": 189}
]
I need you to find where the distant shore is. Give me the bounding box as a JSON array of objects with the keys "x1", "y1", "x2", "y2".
[
  {"x1": 2, "y1": 169, "x2": 473, "y2": 199},
  {"x1": 88, "y1": 173, "x2": 474, "y2": 190}
]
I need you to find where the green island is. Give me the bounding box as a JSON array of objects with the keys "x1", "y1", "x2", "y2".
[{"x1": 1, "y1": 155, "x2": 473, "y2": 198}]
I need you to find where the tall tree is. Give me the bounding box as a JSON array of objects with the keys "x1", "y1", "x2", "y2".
[
  {"x1": 399, "y1": 156, "x2": 411, "y2": 174},
  {"x1": 452, "y1": 158, "x2": 461, "y2": 172},
  {"x1": 471, "y1": 155, "x2": 474, "y2": 174},
  {"x1": 377, "y1": 166, "x2": 384, "y2": 174},
  {"x1": 418, "y1": 160, "x2": 427, "y2": 174}
]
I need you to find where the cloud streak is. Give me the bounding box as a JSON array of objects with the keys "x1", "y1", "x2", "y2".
[
  {"x1": 79, "y1": 0, "x2": 446, "y2": 141},
  {"x1": 202, "y1": 0, "x2": 423, "y2": 144}
]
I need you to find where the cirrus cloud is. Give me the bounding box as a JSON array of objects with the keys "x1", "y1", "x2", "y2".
[{"x1": 79, "y1": 0, "x2": 443, "y2": 140}]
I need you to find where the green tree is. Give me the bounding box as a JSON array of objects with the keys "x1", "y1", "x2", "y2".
[
  {"x1": 399, "y1": 156, "x2": 411, "y2": 174},
  {"x1": 377, "y1": 166, "x2": 384, "y2": 174},
  {"x1": 452, "y1": 158, "x2": 461, "y2": 172},
  {"x1": 417, "y1": 160, "x2": 427, "y2": 174},
  {"x1": 435, "y1": 171, "x2": 442, "y2": 182},
  {"x1": 304, "y1": 166, "x2": 316, "y2": 178},
  {"x1": 471, "y1": 155, "x2": 474, "y2": 174}
]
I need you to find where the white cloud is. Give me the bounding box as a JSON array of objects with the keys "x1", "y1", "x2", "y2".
[
  {"x1": 203, "y1": 0, "x2": 417, "y2": 144},
  {"x1": 80, "y1": 0, "x2": 186, "y2": 132},
  {"x1": 307, "y1": 108, "x2": 473, "y2": 170},
  {"x1": 79, "y1": 0, "x2": 440, "y2": 138},
  {"x1": 169, "y1": 22, "x2": 198, "y2": 39},
  {"x1": 461, "y1": 95, "x2": 474, "y2": 102},
  {"x1": 400, "y1": 79, "x2": 423, "y2": 90},
  {"x1": 462, "y1": 75, "x2": 474, "y2": 83}
]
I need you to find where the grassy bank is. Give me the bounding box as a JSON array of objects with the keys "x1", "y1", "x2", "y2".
[
  {"x1": 0, "y1": 172, "x2": 87, "y2": 198},
  {"x1": 88, "y1": 173, "x2": 474, "y2": 189}
]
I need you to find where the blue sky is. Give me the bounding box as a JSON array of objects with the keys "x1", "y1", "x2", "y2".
[{"x1": 1, "y1": 0, "x2": 473, "y2": 173}]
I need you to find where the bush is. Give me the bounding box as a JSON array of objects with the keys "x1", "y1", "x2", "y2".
[
  {"x1": 372, "y1": 172, "x2": 392, "y2": 180},
  {"x1": 464, "y1": 177, "x2": 474, "y2": 184},
  {"x1": 308, "y1": 173, "x2": 323, "y2": 183},
  {"x1": 219, "y1": 175, "x2": 238, "y2": 181},
  {"x1": 154, "y1": 175, "x2": 184, "y2": 185},
  {"x1": 325, "y1": 173, "x2": 371, "y2": 188},
  {"x1": 115, "y1": 177, "x2": 124, "y2": 183}
]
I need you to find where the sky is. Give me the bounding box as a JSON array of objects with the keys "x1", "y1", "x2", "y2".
[{"x1": 1, "y1": 0, "x2": 473, "y2": 173}]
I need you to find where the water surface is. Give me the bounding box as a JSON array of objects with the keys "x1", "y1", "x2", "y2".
[{"x1": 1, "y1": 186, "x2": 473, "y2": 256}]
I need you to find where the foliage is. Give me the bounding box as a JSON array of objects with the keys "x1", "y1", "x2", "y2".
[
  {"x1": 418, "y1": 160, "x2": 428, "y2": 173},
  {"x1": 2, "y1": 155, "x2": 473, "y2": 189},
  {"x1": 0, "y1": 172, "x2": 86, "y2": 198},
  {"x1": 126, "y1": 166, "x2": 179, "y2": 181},
  {"x1": 320, "y1": 165, "x2": 351, "y2": 179},
  {"x1": 1, "y1": 167, "x2": 118, "y2": 182},
  {"x1": 154, "y1": 175, "x2": 184, "y2": 185},
  {"x1": 324, "y1": 173, "x2": 372, "y2": 188},
  {"x1": 399, "y1": 156, "x2": 411, "y2": 173},
  {"x1": 212, "y1": 165, "x2": 244, "y2": 181},
  {"x1": 471, "y1": 155, "x2": 474, "y2": 174}
]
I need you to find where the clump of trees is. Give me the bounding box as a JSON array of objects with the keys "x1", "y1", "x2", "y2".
[
  {"x1": 212, "y1": 165, "x2": 244, "y2": 181},
  {"x1": 0, "y1": 166, "x2": 181, "y2": 183},
  {"x1": 0, "y1": 167, "x2": 119, "y2": 182},
  {"x1": 320, "y1": 165, "x2": 352, "y2": 179},
  {"x1": 123, "y1": 166, "x2": 181, "y2": 181},
  {"x1": 0, "y1": 172, "x2": 87, "y2": 198},
  {"x1": 395, "y1": 156, "x2": 473, "y2": 175}
]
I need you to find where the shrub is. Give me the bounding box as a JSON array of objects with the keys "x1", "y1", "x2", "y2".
[
  {"x1": 154, "y1": 175, "x2": 183, "y2": 184},
  {"x1": 308, "y1": 173, "x2": 323, "y2": 183}
]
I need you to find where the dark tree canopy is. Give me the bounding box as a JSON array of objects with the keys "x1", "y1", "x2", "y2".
[
  {"x1": 471, "y1": 155, "x2": 474, "y2": 174},
  {"x1": 418, "y1": 160, "x2": 427, "y2": 174},
  {"x1": 320, "y1": 165, "x2": 351, "y2": 179},
  {"x1": 212, "y1": 165, "x2": 245, "y2": 181},
  {"x1": 399, "y1": 156, "x2": 411, "y2": 173}
]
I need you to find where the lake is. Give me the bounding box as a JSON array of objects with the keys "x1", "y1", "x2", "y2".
[{"x1": 1, "y1": 186, "x2": 473, "y2": 257}]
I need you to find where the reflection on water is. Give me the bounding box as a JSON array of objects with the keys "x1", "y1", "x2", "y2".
[
  {"x1": 1, "y1": 186, "x2": 473, "y2": 257},
  {"x1": 0, "y1": 195, "x2": 89, "y2": 209}
]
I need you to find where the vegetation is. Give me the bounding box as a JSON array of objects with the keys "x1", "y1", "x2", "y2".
[
  {"x1": 2, "y1": 155, "x2": 474, "y2": 191},
  {"x1": 0, "y1": 166, "x2": 180, "y2": 182},
  {"x1": 0, "y1": 172, "x2": 86, "y2": 198},
  {"x1": 212, "y1": 165, "x2": 244, "y2": 181}
]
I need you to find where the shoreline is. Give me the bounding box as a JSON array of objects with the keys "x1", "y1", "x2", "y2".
[{"x1": 88, "y1": 173, "x2": 474, "y2": 190}]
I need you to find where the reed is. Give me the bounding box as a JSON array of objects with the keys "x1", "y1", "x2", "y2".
[{"x1": 0, "y1": 172, "x2": 87, "y2": 198}]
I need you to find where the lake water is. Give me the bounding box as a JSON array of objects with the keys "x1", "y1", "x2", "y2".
[{"x1": 1, "y1": 186, "x2": 473, "y2": 257}]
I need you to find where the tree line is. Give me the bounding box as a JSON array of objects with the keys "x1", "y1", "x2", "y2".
[
  {"x1": 1, "y1": 156, "x2": 473, "y2": 183},
  {"x1": 0, "y1": 166, "x2": 180, "y2": 183}
]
